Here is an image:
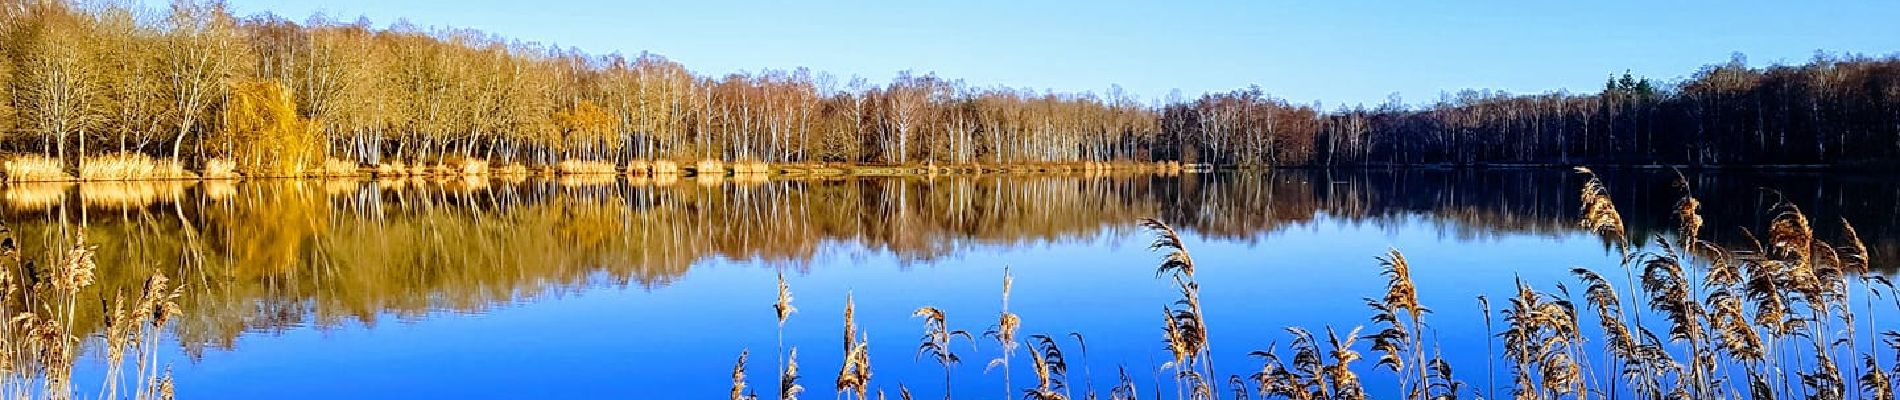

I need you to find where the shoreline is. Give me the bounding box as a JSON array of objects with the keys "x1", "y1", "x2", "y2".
[{"x1": 3, "y1": 158, "x2": 1890, "y2": 184}]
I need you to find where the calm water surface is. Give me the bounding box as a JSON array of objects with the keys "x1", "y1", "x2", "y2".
[{"x1": 4, "y1": 170, "x2": 1895, "y2": 399}]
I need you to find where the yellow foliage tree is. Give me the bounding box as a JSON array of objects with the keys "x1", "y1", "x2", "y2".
[
  {"x1": 550, "y1": 100, "x2": 616, "y2": 159},
  {"x1": 218, "y1": 80, "x2": 321, "y2": 176}
]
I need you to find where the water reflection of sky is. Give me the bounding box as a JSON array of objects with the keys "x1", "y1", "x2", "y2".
[
  {"x1": 86, "y1": 213, "x2": 1632, "y2": 399},
  {"x1": 32, "y1": 170, "x2": 1893, "y2": 399}
]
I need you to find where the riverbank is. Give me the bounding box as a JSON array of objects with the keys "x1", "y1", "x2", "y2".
[{"x1": 0, "y1": 154, "x2": 1191, "y2": 183}]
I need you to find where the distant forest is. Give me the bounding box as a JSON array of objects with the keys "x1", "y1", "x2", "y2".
[{"x1": 4, "y1": 0, "x2": 1899, "y2": 171}]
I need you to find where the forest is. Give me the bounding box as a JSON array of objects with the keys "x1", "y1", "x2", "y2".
[{"x1": 3, "y1": 0, "x2": 1899, "y2": 179}]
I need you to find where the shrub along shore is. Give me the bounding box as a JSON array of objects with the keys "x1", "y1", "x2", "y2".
[{"x1": 0, "y1": 154, "x2": 1189, "y2": 182}]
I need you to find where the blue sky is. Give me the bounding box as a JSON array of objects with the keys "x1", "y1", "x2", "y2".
[{"x1": 206, "y1": 1, "x2": 1898, "y2": 107}]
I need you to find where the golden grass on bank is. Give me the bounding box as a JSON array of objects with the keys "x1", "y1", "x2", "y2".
[
  {"x1": 78, "y1": 153, "x2": 196, "y2": 181},
  {"x1": 318, "y1": 158, "x2": 363, "y2": 177},
  {"x1": 3, "y1": 155, "x2": 70, "y2": 182},
  {"x1": 696, "y1": 159, "x2": 727, "y2": 176},
  {"x1": 653, "y1": 160, "x2": 682, "y2": 175},
  {"x1": 458, "y1": 159, "x2": 491, "y2": 176},
  {"x1": 201, "y1": 158, "x2": 240, "y2": 180},
  {"x1": 374, "y1": 161, "x2": 407, "y2": 176},
  {"x1": 556, "y1": 160, "x2": 617, "y2": 175},
  {"x1": 733, "y1": 161, "x2": 770, "y2": 175}
]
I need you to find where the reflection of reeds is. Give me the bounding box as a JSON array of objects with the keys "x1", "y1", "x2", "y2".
[
  {"x1": 78, "y1": 181, "x2": 191, "y2": 209},
  {"x1": 3, "y1": 182, "x2": 72, "y2": 210},
  {"x1": 201, "y1": 180, "x2": 237, "y2": 200},
  {"x1": 556, "y1": 174, "x2": 617, "y2": 187}
]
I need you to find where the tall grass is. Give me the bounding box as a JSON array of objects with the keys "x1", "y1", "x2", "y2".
[
  {"x1": 3, "y1": 155, "x2": 70, "y2": 182},
  {"x1": 0, "y1": 224, "x2": 181, "y2": 400},
  {"x1": 78, "y1": 153, "x2": 195, "y2": 181},
  {"x1": 735, "y1": 169, "x2": 1900, "y2": 400}
]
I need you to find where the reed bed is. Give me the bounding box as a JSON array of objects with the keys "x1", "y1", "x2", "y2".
[
  {"x1": 78, "y1": 153, "x2": 196, "y2": 181},
  {"x1": 556, "y1": 160, "x2": 618, "y2": 175},
  {"x1": 316, "y1": 158, "x2": 363, "y2": 177},
  {"x1": 3, "y1": 155, "x2": 71, "y2": 182},
  {"x1": 0, "y1": 225, "x2": 182, "y2": 400},
  {"x1": 737, "y1": 168, "x2": 1900, "y2": 400},
  {"x1": 199, "y1": 158, "x2": 240, "y2": 180}
]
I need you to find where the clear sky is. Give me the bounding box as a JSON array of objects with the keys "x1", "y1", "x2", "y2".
[{"x1": 203, "y1": 0, "x2": 1899, "y2": 107}]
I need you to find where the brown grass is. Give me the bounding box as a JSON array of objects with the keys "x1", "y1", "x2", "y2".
[
  {"x1": 3, "y1": 155, "x2": 71, "y2": 182},
  {"x1": 0, "y1": 225, "x2": 181, "y2": 400},
  {"x1": 696, "y1": 159, "x2": 728, "y2": 176},
  {"x1": 319, "y1": 158, "x2": 363, "y2": 177},
  {"x1": 200, "y1": 158, "x2": 240, "y2": 179},
  {"x1": 78, "y1": 153, "x2": 195, "y2": 181}
]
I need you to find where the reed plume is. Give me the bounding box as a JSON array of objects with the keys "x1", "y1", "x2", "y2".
[
  {"x1": 1248, "y1": 345, "x2": 1309, "y2": 400},
  {"x1": 776, "y1": 272, "x2": 796, "y2": 399},
  {"x1": 1573, "y1": 167, "x2": 1627, "y2": 252},
  {"x1": 838, "y1": 294, "x2": 873, "y2": 400},
  {"x1": 914, "y1": 306, "x2": 973, "y2": 400},
  {"x1": 1638, "y1": 238, "x2": 1714, "y2": 397},
  {"x1": 1024, "y1": 335, "x2": 1071, "y2": 400},
  {"x1": 1365, "y1": 249, "x2": 1428, "y2": 400},
  {"x1": 735, "y1": 349, "x2": 758, "y2": 400},
  {"x1": 1861, "y1": 354, "x2": 1893, "y2": 400},
  {"x1": 1144, "y1": 218, "x2": 1218, "y2": 395},
  {"x1": 1424, "y1": 357, "x2": 1464, "y2": 400},
  {"x1": 1109, "y1": 367, "x2": 1140, "y2": 400},
  {"x1": 1478, "y1": 295, "x2": 1496, "y2": 400},
  {"x1": 988, "y1": 267, "x2": 1023, "y2": 399},
  {"x1": 1322, "y1": 326, "x2": 1367, "y2": 400},
  {"x1": 782, "y1": 347, "x2": 804, "y2": 400},
  {"x1": 777, "y1": 272, "x2": 797, "y2": 325},
  {"x1": 1672, "y1": 170, "x2": 1703, "y2": 247},
  {"x1": 1499, "y1": 278, "x2": 1586, "y2": 400},
  {"x1": 1140, "y1": 218, "x2": 1195, "y2": 278}
]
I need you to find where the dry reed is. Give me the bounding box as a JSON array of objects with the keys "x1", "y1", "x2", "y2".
[
  {"x1": 78, "y1": 153, "x2": 195, "y2": 181},
  {"x1": 556, "y1": 160, "x2": 618, "y2": 175},
  {"x1": 3, "y1": 155, "x2": 70, "y2": 182},
  {"x1": 200, "y1": 158, "x2": 240, "y2": 179}
]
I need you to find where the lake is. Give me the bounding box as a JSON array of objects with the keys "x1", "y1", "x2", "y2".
[{"x1": 4, "y1": 169, "x2": 1893, "y2": 399}]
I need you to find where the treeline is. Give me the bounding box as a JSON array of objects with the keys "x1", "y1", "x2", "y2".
[
  {"x1": 3, "y1": 0, "x2": 1899, "y2": 174},
  {"x1": 0, "y1": 0, "x2": 1155, "y2": 174},
  {"x1": 1190, "y1": 55, "x2": 1900, "y2": 167}
]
